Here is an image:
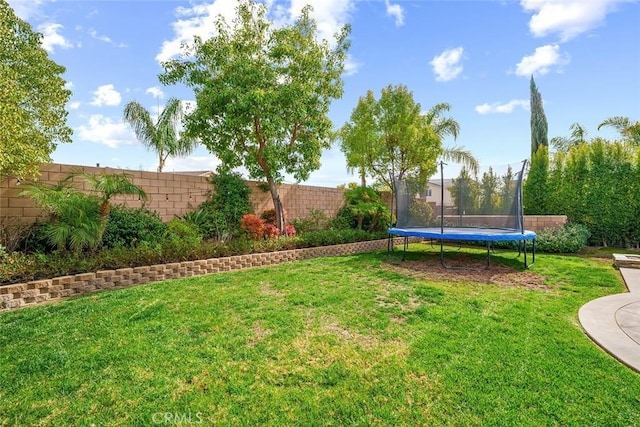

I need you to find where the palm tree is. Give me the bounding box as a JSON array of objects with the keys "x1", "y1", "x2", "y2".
[
  {"x1": 597, "y1": 116, "x2": 640, "y2": 146},
  {"x1": 423, "y1": 103, "x2": 479, "y2": 174},
  {"x1": 67, "y1": 172, "x2": 148, "y2": 241},
  {"x1": 20, "y1": 182, "x2": 103, "y2": 253},
  {"x1": 550, "y1": 122, "x2": 588, "y2": 151},
  {"x1": 123, "y1": 98, "x2": 198, "y2": 172}
]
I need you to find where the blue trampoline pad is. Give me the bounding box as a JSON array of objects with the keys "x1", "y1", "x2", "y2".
[{"x1": 387, "y1": 227, "x2": 537, "y2": 242}]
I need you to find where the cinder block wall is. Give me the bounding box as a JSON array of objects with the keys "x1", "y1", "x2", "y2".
[{"x1": 0, "y1": 163, "x2": 346, "y2": 224}]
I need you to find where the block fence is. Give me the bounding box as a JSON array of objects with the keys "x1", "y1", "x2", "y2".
[
  {"x1": 440, "y1": 215, "x2": 567, "y2": 230},
  {"x1": 0, "y1": 163, "x2": 346, "y2": 224},
  {"x1": 0, "y1": 238, "x2": 420, "y2": 312}
]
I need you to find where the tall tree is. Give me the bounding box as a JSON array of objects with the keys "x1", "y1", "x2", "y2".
[
  {"x1": 160, "y1": 0, "x2": 350, "y2": 231},
  {"x1": 123, "y1": 98, "x2": 197, "y2": 172},
  {"x1": 0, "y1": 0, "x2": 72, "y2": 180},
  {"x1": 530, "y1": 75, "x2": 548, "y2": 155},
  {"x1": 340, "y1": 92, "x2": 478, "y2": 198},
  {"x1": 339, "y1": 90, "x2": 378, "y2": 187},
  {"x1": 340, "y1": 85, "x2": 443, "y2": 197},
  {"x1": 597, "y1": 116, "x2": 640, "y2": 146},
  {"x1": 523, "y1": 145, "x2": 549, "y2": 214}
]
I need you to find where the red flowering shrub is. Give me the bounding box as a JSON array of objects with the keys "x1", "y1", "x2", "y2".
[
  {"x1": 284, "y1": 224, "x2": 296, "y2": 237},
  {"x1": 263, "y1": 223, "x2": 280, "y2": 239},
  {"x1": 240, "y1": 214, "x2": 265, "y2": 240}
]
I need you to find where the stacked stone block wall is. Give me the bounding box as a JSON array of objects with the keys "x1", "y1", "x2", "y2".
[{"x1": 0, "y1": 238, "x2": 413, "y2": 312}]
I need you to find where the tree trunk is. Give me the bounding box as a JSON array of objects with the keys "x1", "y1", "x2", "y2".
[{"x1": 266, "y1": 176, "x2": 284, "y2": 232}]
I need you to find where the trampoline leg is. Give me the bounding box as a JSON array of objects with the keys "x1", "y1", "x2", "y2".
[
  {"x1": 485, "y1": 241, "x2": 491, "y2": 270},
  {"x1": 403, "y1": 236, "x2": 408, "y2": 261},
  {"x1": 440, "y1": 240, "x2": 445, "y2": 268}
]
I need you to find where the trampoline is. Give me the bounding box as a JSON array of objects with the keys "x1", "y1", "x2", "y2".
[{"x1": 388, "y1": 160, "x2": 537, "y2": 269}]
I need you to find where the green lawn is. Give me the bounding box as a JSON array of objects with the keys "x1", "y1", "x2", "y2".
[{"x1": 1, "y1": 245, "x2": 639, "y2": 426}]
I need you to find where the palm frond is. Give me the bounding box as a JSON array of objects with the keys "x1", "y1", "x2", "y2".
[
  {"x1": 440, "y1": 146, "x2": 479, "y2": 175},
  {"x1": 123, "y1": 101, "x2": 157, "y2": 148}
]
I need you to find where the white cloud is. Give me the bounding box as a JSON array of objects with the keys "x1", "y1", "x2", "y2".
[
  {"x1": 68, "y1": 101, "x2": 81, "y2": 110},
  {"x1": 37, "y1": 23, "x2": 73, "y2": 53},
  {"x1": 430, "y1": 47, "x2": 464, "y2": 82},
  {"x1": 385, "y1": 0, "x2": 404, "y2": 27},
  {"x1": 521, "y1": 0, "x2": 624, "y2": 41},
  {"x1": 475, "y1": 99, "x2": 529, "y2": 114},
  {"x1": 284, "y1": 0, "x2": 354, "y2": 44},
  {"x1": 90, "y1": 84, "x2": 122, "y2": 107},
  {"x1": 343, "y1": 54, "x2": 360, "y2": 76},
  {"x1": 88, "y1": 28, "x2": 127, "y2": 48},
  {"x1": 515, "y1": 44, "x2": 569, "y2": 76},
  {"x1": 77, "y1": 115, "x2": 136, "y2": 148},
  {"x1": 157, "y1": 0, "x2": 355, "y2": 63},
  {"x1": 145, "y1": 87, "x2": 165, "y2": 99},
  {"x1": 6, "y1": 0, "x2": 46, "y2": 20},
  {"x1": 156, "y1": 0, "x2": 239, "y2": 63}
]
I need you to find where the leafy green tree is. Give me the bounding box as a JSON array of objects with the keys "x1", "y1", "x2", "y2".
[
  {"x1": 449, "y1": 167, "x2": 479, "y2": 216},
  {"x1": 498, "y1": 165, "x2": 515, "y2": 214},
  {"x1": 160, "y1": 0, "x2": 350, "y2": 232},
  {"x1": 123, "y1": 98, "x2": 197, "y2": 172},
  {"x1": 0, "y1": 0, "x2": 72, "y2": 179},
  {"x1": 598, "y1": 116, "x2": 640, "y2": 146},
  {"x1": 550, "y1": 122, "x2": 588, "y2": 152},
  {"x1": 339, "y1": 90, "x2": 378, "y2": 187},
  {"x1": 479, "y1": 167, "x2": 499, "y2": 214},
  {"x1": 340, "y1": 85, "x2": 442, "y2": 197},
  {"x1": 523, "y1": 145, "x2": 549, "y2": 214},
  {"x1": 530, "y1": 75, "x2": 548, "y2": 155}
]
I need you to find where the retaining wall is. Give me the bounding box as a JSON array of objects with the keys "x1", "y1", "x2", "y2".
[{"x1": 0, "y1": 238, "x2": 410, "y2": 312}]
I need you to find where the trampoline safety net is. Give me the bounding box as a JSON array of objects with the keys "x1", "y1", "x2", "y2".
[{"x1": 394, "y1": 161, "x2": 528, "y2": 232}]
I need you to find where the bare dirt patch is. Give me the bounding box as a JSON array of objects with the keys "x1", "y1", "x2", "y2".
[{"x1": 383, "y1": 255, "x2": 548, "y2": 290}]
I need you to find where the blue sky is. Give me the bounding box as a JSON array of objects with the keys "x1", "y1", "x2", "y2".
[{"x1": 9, "y1": 0, "x2": 640, "y2": 186}]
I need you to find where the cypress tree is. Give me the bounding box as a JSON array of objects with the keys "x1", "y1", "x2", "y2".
[{"x1": 530, "y1": 75, "x2": 549, "y2": 155}]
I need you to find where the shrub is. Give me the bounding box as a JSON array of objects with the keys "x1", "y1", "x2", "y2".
[
  {"x1": 291, "y1": 209, "x2": 328, "y2": 233},
  {"x1": 339, "y1": 186, "x2": 392, "y2": 232},
  {"x1": 264, "y1": 223, "x2": 280, "y2": 239},
  {"x1": 180, "y1": 207, "x2": 227, "y2": 241},
  {"x1": 165, "y1": 218, "x2": 202, "y2": 246},
  {"x1": 0, "y1": 217, "x2": 31, "y2": 253},
  {"x1": 240, "y1": 214, "x2": 265, "y2": 240},
  {"x1": 284, "y1": 224, "x2": 296, "y2": 237},
  {"x1": 408, "y1": 199, "x2": 434, "y2": 226},
  {"x1": 209, "y1": 171, "x2": 253, "y2": 238},
  {"x1": 534, "y1": 223, "x2": 590, "y2": 253},
  {"x1": 102, "y1": 206, "x2": 166, "y2": 249}
]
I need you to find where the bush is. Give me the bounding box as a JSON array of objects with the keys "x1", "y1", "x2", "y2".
[
  {"x1": 102, "y1": 206, "x2": 166, "y2": 249},
  {"x1": 209, "y1": 171, "x2": 253, "y2": 238},
  {"x1": 534, "y1": 223, "x2": 591, "y2": 253},
  {"x1": 291, "y1": 209, "x2": 328, "y2": 233},
  {"x1": 180, "y1": 208, "x2": 226, "y2": 241},
  {"x1": 283, "y1": 224, "x2": 296, "y2": 237},
  {"x1": 165, "y1": 218, "x2": 202, "y2": 246},
  {"x1": 240, "y1": 214, "x2": 265, "y2": 240},
  {"x1": 263, "y1": 223, "x2": 280, "y2": 239}
]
